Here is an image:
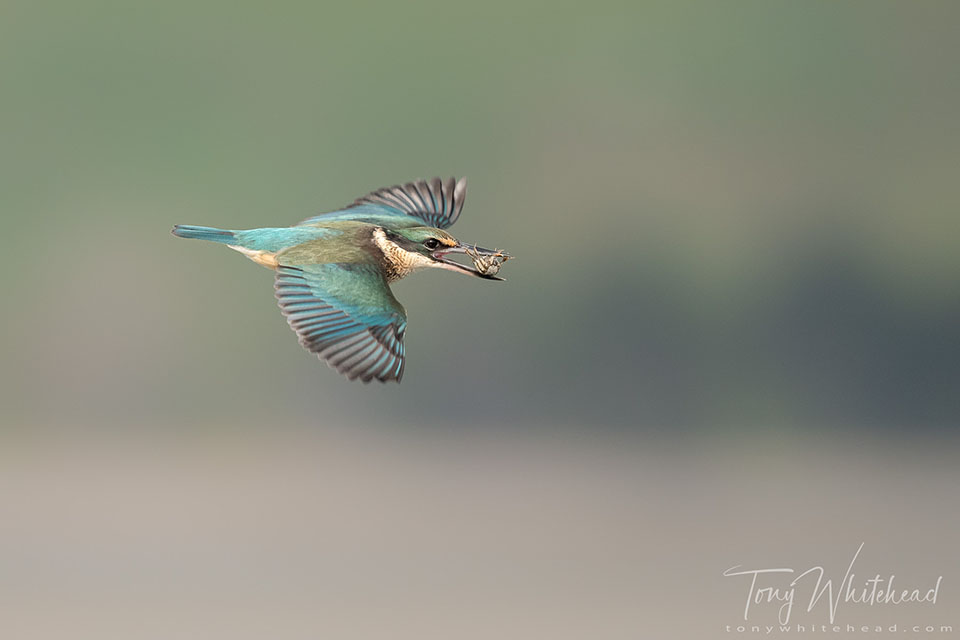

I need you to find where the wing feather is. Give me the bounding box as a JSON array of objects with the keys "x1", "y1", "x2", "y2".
[
  {"x1": 274, "y1": 264, "x2": 406, "y2": 383},
  {"x1": 297, "y1": 176, "x2": 468, "y2": 229}
]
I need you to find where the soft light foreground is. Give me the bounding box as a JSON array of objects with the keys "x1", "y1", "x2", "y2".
[{"x1": 0, "y1": 423, "x2": 956, "y2": 639}]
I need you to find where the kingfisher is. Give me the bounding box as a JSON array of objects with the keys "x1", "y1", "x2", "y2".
[{"x1": 172, "y1": 177, "x2": 510, "y2": 383}]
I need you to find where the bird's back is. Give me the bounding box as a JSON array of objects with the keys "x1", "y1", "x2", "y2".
[{"x1": 275, "y1": 220, "x2": 381, "y2": 267}]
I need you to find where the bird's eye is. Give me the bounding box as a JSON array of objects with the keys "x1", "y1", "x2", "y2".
[{"x1": 423, "y1": 238, "x2": 440, "y2": 250}]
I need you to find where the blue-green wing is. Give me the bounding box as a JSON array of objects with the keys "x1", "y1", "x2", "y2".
[
  {"x1": 274, "y1": 262, "x2": 407, "y2": 383},
  {"x1": 298, "y1": 176, "x2": 467, "y2": 230}
]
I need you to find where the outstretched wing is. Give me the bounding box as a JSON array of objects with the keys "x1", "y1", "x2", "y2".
[
  {"x1": 274, "y1": 262, "x2": 407, "y2": 383},
  {"x1": 298, "y1": 176, "x2": 467, "y2": 230}
]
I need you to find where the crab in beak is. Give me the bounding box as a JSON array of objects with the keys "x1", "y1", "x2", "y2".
[{"x1": 432, "y1": 244, "x2": 513, "y2": 280}]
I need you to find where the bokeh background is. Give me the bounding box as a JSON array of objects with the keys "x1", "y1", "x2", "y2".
[{"x1": 1, "y1": 1, "x2": 958, "y2": 638}]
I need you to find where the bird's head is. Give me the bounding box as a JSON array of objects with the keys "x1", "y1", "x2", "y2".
[{"x1": 380, "y1": 226, "x2": 510, "y2": 280}]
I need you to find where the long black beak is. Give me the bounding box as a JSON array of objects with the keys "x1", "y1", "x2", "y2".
[{"x1": 432, "y1": 243, "x2": 511, "y2": 280}]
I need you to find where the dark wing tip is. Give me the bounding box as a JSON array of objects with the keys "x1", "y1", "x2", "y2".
[{"x1": 350, "y1": 176, "x2": 468, "y2": 229}]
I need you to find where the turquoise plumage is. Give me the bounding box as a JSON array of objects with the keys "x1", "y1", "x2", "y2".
[{"x1": 173, "y1": 177, "x2": 510, "y2": 383}]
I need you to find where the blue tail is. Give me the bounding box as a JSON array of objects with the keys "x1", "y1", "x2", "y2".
[{"x1": 171, "y1": 225, "x2": 236, "y2": 244}]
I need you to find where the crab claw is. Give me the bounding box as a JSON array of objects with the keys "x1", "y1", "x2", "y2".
[{"x1": 431, "y1": 243, "x2": 510, "y2": 280}]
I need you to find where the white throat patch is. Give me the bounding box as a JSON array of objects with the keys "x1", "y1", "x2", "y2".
[{"x1": 372, "y1": 227, "x2": 436, "y2": 281}]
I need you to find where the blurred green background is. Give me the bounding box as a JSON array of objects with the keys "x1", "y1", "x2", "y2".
[
  {"x1": 1, "y1": 2, "x2": 958, "y2": 638},
  {"x1": 2, "y1": 0, "x2": 958, "y2": 432}
]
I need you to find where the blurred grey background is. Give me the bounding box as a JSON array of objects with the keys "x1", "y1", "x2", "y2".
[{"x1": 1, "y1": 1, "x2": 958, "y2": 638}]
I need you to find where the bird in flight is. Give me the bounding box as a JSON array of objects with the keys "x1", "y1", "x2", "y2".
[{"x1": 172, "y1": 177, "x2": 510, "y2": 383}]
